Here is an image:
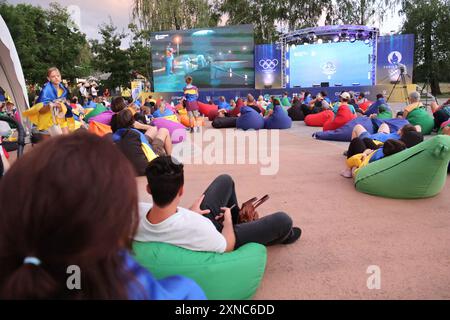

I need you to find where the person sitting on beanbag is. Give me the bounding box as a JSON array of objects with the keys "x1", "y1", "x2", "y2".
[
  {"x1": 351, "y1": 123, "x2": 422, "y2": 145},
  {"x1": 302, "y1": 92, "x2": 330, "y2": 116},
  {"x1": 399, "y1": 91, "x2": 435, "y2": 134},
  {"x1": 363, "y1": 93, "x2": 391, "y2": 117},
  {"x1": 153, "y1": 101, "x2": 175, "y2": 118},
  {"x1": 264, "y1": 99, "x2": 292, "y2": 130},
  {"x1": 217, "y1": 96, "x2": 232, "y2": 118},
  {"x1": 430, "y1": 99, "x2": 450, "y2": 130},
  {"x1": 134, "y1": 156, "x2": 302, "y2": 252},
  {"x1": 341, "y1": 129, "x2": 424, "y2": 178},
  {"x1": 287, "y1": 96, "x2": 305, "y2": 121},
  {"x1": 323, "y1": 93, "x2": 356, "y2": 131}
]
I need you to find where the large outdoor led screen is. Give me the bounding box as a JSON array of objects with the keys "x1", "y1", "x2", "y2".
[
  {"x1": 151, "y1": 25, "x2": 254, "y2": 92},
  {"x1": 289, "y1": 41, "x2": 373, "y2": 87}
]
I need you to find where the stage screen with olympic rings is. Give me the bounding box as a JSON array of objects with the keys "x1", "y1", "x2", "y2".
[
  {"x1": 151, "y1": 25, "x2": 254, "y2": 92},
  {"x1": 288, "y1": 41, "x2": 373, "y2": 88},
  {"x1": 255, "y1": 44, "x2": 283, "y2": 89}
]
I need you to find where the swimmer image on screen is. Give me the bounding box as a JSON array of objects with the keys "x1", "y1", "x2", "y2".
[{"x1": 151, "y1": 25, "x2": 255, "y2": 92}]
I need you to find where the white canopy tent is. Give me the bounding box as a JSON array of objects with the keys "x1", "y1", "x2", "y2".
[{"x1": 0, "y1": 14, "x2": 29, "y2": 120}]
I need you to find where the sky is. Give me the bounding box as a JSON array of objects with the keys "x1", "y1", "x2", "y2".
[{"x1": 7, "y1": 0, "x2": 404, "y2": 47}]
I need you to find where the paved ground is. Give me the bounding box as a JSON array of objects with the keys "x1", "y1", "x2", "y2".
[
  {"x1": 136, "y1": 103, "x2": 450, "y2": 300},
  {"x1": 8, "y1": 101, "x2": 450, "y2": 299}
]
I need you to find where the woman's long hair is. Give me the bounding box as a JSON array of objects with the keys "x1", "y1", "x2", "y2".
[{"x1": 0, "y1": 131, "x2": 140, "y2": 299}]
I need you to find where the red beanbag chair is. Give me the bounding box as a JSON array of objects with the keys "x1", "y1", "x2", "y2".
[
  {"x1": 304, "y1": 110, "x2": 334, "y2": 127},
  {"x1": 323, "y1": 105, "x2": 357, "y2": 131},
  {"x1": 358, "y1": 101, "x2": 373, "y2": 112},
  {"x1": 208, "y1": 109, "x2": 219, "y2": 121},
  {"x1": 198, "y1": 101, "x2": 218, "y2": 117}
]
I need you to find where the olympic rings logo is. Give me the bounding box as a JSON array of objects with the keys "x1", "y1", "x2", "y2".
[{"x1": 259, "y1": 59, "x2": 279, "y2": 71}]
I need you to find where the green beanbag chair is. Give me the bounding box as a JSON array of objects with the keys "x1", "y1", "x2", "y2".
[
  {"x1": 132, "y1": 241, "x2": 267, "y2": 300},
  {"x1": 355, "y1": 135, "x2": 450, "y2": 199},
  {"x1": 377, "y1": 110, "x2": 393, "y2": 119},
  {"x1": 406, "y1": 107, "x2": 435, "y2": 135},
  {"x1": 84, "y1": 104, "x2": 108, "y2": 122}
]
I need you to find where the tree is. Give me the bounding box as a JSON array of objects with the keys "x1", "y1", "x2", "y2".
[
  {"x1": 327, "y1": 0, "x2": 399, "y2": 26},
  {"x1": 0, "y1": 1, "x2": 91, "y2": 84},
  {"x1": 218, "y1": 0, "x2": 328, "y2": 44},
  {"x1": 91, "y1": 21, "x2": 131, "y2": 91},
  {"x1": 218, "y1": 0, "x2": 279, "y2": 44},
  {"x1": 132, "y1": 0, "x2": 219, "y2": 32},
  {"x1": 401, "y1": 0, "x2": 450, "y2": 95},
  {"x1": 127, "y1": 23, "x2": 152, "y2": 81}
]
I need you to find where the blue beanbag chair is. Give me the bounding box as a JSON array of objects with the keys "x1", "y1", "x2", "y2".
[
  {"x1": 264, "y1": 105, "x2": 292, "y2": 130},
  {"x1": 237, "y1": 106, "x2": 265, "y2": 131},
  {"x1": 371, "y1": 118, "x2": 410, "y2": 133},
  {"x1": 313, "y1": 117, "x2": 374, "y2": 142}
]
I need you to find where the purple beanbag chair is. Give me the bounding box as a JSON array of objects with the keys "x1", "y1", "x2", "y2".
[
  {"x1": 151, "y1": 118, "x2": 186, "y2": 144},
  {"x1": 265, "y1": 105, "x2": 292, "y2": 129},
  {"x1": 371, "y1": 118, "x2": 410, "y2": 133},
  {"x1": 236, "y1": 106, "x2": 265, "y2": 131},
  {"x1": 313, "y1": 117, "x2": 374, "y2": 142},
  {"x1": 88, "y1": 110, "x2": 114, "y2": 125}
]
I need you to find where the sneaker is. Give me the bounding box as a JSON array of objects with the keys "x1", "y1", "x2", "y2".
[
  {"x1": 340, "y1": 168, "x2": 353, "y2": 178},
  {"x1": 196, "y1": 126, "x2": 200, "y2": 133},
  {"x1": 282, "y1": 227, "x2": 302, "y2": 245},
  {"x1": 190, "y1": 127, "x2": 194, "y2": 133}
]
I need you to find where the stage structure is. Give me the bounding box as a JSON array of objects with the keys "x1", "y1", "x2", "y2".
[{"x1": 279, "y1": 25, "x2": 379, "y2": 89}]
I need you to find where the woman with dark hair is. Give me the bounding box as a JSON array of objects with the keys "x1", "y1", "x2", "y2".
[
  {"x1": 0, "y1": 132, "x2": 205, "y2": 300},
  {"x1": 287, "y1": 96, "x2": 305, "y2": 121}
]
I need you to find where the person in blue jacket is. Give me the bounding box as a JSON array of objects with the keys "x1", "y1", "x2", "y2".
[{"x1": 364, "y1": 93, "x2": 391, "y2": 116}]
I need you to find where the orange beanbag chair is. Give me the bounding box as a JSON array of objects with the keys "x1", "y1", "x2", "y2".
[
  {"x1": 304, "y1": 110, "x2": 334, "y2": 127},
  {"x1": 180, "y1": 115, "x2": 205, "y2": 128},
  {"x1": 358, "y1": 101, "x2": 373, "y2": 112},
  {"x1": 323, "y1": 105, "x2": 357, "y2": 131},
  {"x1": 198, "y1": 101, "x2": 219, "y2": 116},
  {"x1": 89, "y1": 121, "x2": 112, "y2": 137}
]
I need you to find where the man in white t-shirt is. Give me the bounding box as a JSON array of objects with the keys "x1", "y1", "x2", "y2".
[{"x1": 134, "y1": 156, "x2": 301, "y2": 253}]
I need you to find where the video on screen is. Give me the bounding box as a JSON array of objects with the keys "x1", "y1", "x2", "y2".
[{"x1": 151, "y1": 25, "x2": 255, "y2": 92}]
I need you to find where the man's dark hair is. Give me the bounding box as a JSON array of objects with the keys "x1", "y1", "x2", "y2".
[
  {"x1": 111, "y1": 97, "x2": 128, "y2": 113},
  {"x1": 376, "y1": 94, "x2": 384, "y2": 100},
  {"x1": 400, "y1": 124, "x2": 417, "y2": 136},
  {"x1": 400, "y1": 131, "x2": 424, "y2": 148},
  {"x1": 383, "y1": 139, "x2": 406, "y2": 157},
  {"x1": 320, "y1": 91, "x2": 328, "y2": 97},
  {"x1": 359, "y1": 92, "x2": 365, "y2": 98},
  {"x1": 146, "y1": 156, "x2": 184, "y2": 208}
]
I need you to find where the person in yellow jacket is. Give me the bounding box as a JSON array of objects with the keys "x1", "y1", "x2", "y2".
[{"x1": 23, "y1": 67, "x2": 74, "y2": 138}]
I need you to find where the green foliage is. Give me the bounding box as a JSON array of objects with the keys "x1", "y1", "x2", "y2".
[
  {"x1": 401, "y1": 0, "x2": 450, "y2": 95},
  {"x1": 90, "y1": 21, "x2": 131, "y2": 90},
  {"x1": 132, "y1": 0, "x2": 219, "y2": 32},
  {"x1": 0, "y1": 1, "x2": 92, "y2": 84},
  {"x1": 328, "y1": 0, "x2": 399, "y2": 26}
]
